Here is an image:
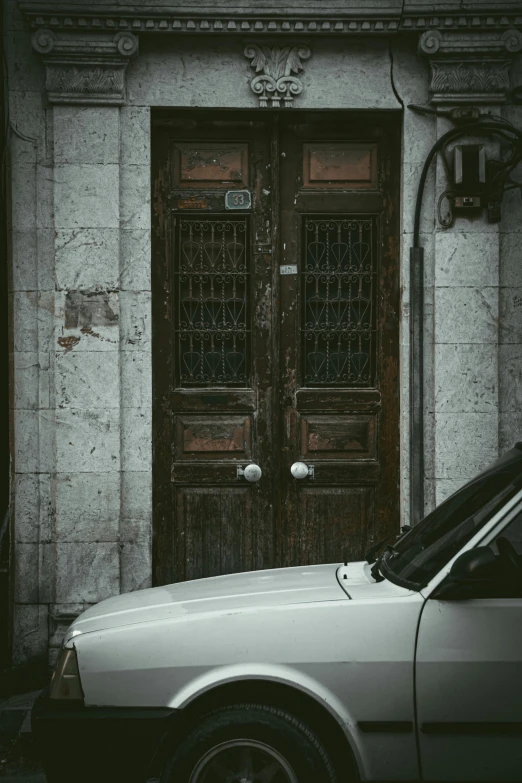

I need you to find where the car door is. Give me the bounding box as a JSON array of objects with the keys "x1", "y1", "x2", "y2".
[{"x1": 415, "y1": 502, "x2": 522, "y2": 781}]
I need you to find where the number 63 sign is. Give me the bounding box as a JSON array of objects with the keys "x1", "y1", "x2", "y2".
[{"x1": 225, "y1": 190, "x2": 252, "y2": 210}]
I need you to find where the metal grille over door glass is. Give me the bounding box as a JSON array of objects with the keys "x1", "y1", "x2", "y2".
[
  {"x1": 302, "y1": 218, "x2": 376, "y2": 386},
  {"x1": 175, "y1": 219, "x2": 249, "y2": 386}
]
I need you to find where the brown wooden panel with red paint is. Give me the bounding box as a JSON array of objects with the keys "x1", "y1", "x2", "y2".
[
  {"x1": 174, "y1": 415, "x2": 252, "y2": 461},
  {"x1": 300, "y1": 415, "x2": 377, "y2": 461},
  {"x1": 173, "y1": 142, "x2": 249, "y2": 189},
  {"x1": 302, "y1": 142, "x2": 378, "y2": 189}
]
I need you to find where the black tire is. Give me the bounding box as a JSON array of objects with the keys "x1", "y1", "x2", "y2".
[{"x1": 160, "y1": 702, "x2": 337, "y2": 783}]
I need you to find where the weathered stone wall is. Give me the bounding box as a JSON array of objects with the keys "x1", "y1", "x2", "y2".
[
  {"x1": 500, "y1": 57, "x2": 522, "y2": 458},
  {"x1": 6, "y1": 0, "x2": 522, "y2": 663}
]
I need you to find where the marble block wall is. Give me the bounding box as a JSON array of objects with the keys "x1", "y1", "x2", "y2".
[
  {"x1": 433, "y1": 113, "x2": 501, "y2": 505},
  {"x1": 431, "y1": 103, "x2": 522, "y2": 506},
  {"x1": 500, "y1": 97, "x2": 522, "y2": 456}
]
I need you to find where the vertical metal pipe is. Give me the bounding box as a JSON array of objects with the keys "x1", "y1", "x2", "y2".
[{"x1": 410, "y1": 246, "x2": 424, "y2": 525}]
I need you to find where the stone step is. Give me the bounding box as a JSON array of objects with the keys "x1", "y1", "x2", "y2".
[{"x1": 0, "y1": 691, "x2": 40, "y2": 763}]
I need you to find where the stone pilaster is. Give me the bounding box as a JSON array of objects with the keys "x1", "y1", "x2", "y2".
[
  {"x1": 118, "y1": 105, "x2": 153, "y2": 595},
  {"x1": 419, "y1": 28, "x2": 522, "y2": 104},
  {"x1": 15, "y1": 29, "x2": 141, "y2": 661},
  {"x1": 49, "y1": 103, "x2": 123, "y2": 661},
  {"x1": 416, "y1": 29, "x2": 522, "y2": 506},
  {"x1": 499, "y1": 100, "x2": 522, "y2": 455},
  {"x1": 430, "y1": 120, "x2": 501, "y2": 502},
  {"x1": 9, "y1": 20, "x2": 55, "y2": 663}
]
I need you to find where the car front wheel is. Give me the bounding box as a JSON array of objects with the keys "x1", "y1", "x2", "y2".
[{"x1": 160, "y1": 702, "x2": 338, "y2": 783}]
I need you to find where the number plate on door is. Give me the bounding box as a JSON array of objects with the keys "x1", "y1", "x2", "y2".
[{"x1": 225, "y1": 190, "x2": 252, "y2": 210}]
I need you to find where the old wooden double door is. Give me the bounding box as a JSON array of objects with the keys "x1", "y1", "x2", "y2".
[{"x1": 152, "y1": 111, "x2": 400, "y2": 585}]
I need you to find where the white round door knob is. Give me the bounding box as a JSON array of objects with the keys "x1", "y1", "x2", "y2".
[
  {"x1": 291, "y1": 461, "x2": 312, "y2": 480},
  {"x1": 241, "y1": 464, "x2": 262, "y2": 483}
]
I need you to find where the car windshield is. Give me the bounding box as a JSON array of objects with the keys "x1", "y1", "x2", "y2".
[{"x1": 380, "y1": 445, "x2": 522, "y2": 590}]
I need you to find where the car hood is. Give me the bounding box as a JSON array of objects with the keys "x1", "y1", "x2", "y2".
[{"x1": 66, "y1": 563, "x2": 349, "y2": 639}]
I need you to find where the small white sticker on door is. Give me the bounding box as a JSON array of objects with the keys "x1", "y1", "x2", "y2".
[{"x1": 280, "y1": 265, "x2": 297, "y2": 275}]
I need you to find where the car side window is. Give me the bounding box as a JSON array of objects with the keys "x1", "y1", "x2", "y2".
[{"x1": 490, "y1": 508, "x2": 522, "y2": 556}]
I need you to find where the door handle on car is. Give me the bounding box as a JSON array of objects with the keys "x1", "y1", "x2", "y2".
[
  {"x1": 237, "y1": 464, "x2": 262, "y2": 482},
  {"x1": 290, "y1": 461, "x2": 314, "y2": 479}
]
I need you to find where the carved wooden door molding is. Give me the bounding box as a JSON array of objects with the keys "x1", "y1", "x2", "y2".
[{"x1": 152, "y1": 111, "x2": 400, "y2": 585}]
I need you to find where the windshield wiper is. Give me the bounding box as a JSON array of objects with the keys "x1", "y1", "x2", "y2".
[
  {"x1": 370, "y1": 560, "x2": 384, "y2": 582},
  {"x1": 365, "y1": 525, "x2": 412, "y2": 565},
  {"x1": 365, "y1": 536, "x2": 393, "y2": 564},
  {"x1": 370, "y1": 544, "x2": 402, "y2": 583}
]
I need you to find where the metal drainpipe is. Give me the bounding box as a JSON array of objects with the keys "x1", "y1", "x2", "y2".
[{"x1": 409, "y1": 245, "x2": 424, "y2": 527}]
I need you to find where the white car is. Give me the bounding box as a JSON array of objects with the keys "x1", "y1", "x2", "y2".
[{"x1": 33, "y1": 445, "x2": 522, "y2": 783}]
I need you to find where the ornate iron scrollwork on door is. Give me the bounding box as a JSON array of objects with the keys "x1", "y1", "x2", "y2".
[
  {"x1": 302, "y1": 217, "x2": 376, "y2": 387},
  {"x1": 175, "y1": 218, "x2": 250, "y2": 386}
]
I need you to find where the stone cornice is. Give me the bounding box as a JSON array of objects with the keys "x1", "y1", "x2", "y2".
[
  {"x1": 24, "y1": 4, "x2": 522, "y2": 107},
  {"x1": 19, "y1": 4, "x2": 522, "y2": 37},
  {"x1": 419, "y1": 28, "x2": 522, "y2": 57},
  {"x1": 419, "y1": 28, "x2": 522, "y2": 104}
]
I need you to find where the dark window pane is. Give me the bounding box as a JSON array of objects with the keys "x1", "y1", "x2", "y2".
[
  {"x1": 302, "y1": 217, "x2": 376, "y2": 387},
  {"x1": 174, "y1": 218, "x2": 250, "y2": 387}
]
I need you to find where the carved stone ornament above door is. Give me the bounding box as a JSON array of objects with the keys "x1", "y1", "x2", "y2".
[
  {"x1": 244, "y1": 44, "x2": 311, "y2": 108},
  {"x1": 31, "y1": 29, "x2": 138, "y2": 105}
]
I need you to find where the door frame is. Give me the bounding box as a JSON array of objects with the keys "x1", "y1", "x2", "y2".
[{"x1": 151, "y1": 109, "x2": 402, "y2": 587}]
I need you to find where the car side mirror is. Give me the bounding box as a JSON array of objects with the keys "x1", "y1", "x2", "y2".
[{"x1": 433, "y1": 547, "x2": 498, "y2": 600}]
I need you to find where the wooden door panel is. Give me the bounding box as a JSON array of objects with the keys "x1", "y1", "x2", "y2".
[
  {"x1": 283, "y1": 486, "x2": 376, "y2": 566},
  {"x1": 295, "y1": 388, "x2": 381, "y2": 411},
  {"x1": 171, "y1": 389, "x2": 256, "y2": 412},
  {"x1": 282, "y1": 457, "x2": 381, "y2": 484},
  {"x1": 176, "y1": 486, "x2": 254, "y2": 580},
  {"x1": 172, "y1": 464, "x2": 260, "y2": 484},
  {"x1": 173, "y1": 142, "x2": 249, "y2": 189},
  {"x1": 302, "y1": 142, "x2": 378, "y2": 189},
  {"x1": 299, "y1": 414, "x2": 377, "y2": 460},
  {"x1": 174, "y1": 415, "x2": 252, "y2": 461}
]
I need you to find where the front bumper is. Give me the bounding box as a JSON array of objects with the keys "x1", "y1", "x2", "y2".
[{"x1": 32, "y1": 687, "x2": 181, "y2": 782}]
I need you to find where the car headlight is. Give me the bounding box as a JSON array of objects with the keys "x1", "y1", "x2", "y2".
[{"x1": 50, "y1": 646, "x2": 84, "y2": 701}]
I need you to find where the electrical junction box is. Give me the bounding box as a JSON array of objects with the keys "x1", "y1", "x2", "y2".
[
  {"x1": 454, "y1": 144, "x2": 486, "y2": 187},
  {"x1": 454, "y1": 196, "x2": 481, "y2": 208},
  {"x1": 452, "y1": 144, "x2": 486, "y2": 213}
]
